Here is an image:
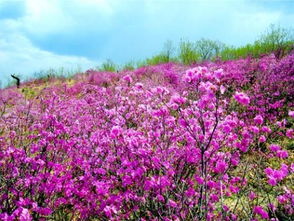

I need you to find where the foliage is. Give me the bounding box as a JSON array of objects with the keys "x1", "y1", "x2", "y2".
[
  {"x1": 258, "y1": 24, "x2": 293, "y2": 55},
  {"x1": 122, "y1": 61, "x2": 135, "y2": 71},
  {"x1": 98, "y1": 59, "x2": 117, "y2": 72},
  {"x1": 195, "y1": 38, "x2": 226, "y2": 61},
  {"x1": 220, "y1": 25, "x2": 293, "y2": 61},
  {"x1": 178, "y1": 39, "x2": 200, "y2": 65}
]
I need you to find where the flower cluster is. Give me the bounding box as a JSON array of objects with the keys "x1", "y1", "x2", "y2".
[{"x1": 0, "y1": 53, "x2": 293, "y2": 220}]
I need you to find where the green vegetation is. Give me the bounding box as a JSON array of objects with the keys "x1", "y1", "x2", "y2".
[
  {"x1": 220, "y1": 24, "x2": 293, "y2": 60},
  {"x1": 3, "y1": 24, "x2": 293, "y2": 89},
  {"x1": 137, "y1": 40, "x2": 178, "y2": 67},
  {"x1": 178, "y1": 39, "x2": 200, "y2": 65},
  {"x1": 121, "y1": 61, "x2": 135, "y2": 71},
  {"x1": 134, "y1": 24, "x2": 293, "y2": 66},
  {"x1": 33, "y1": 67, "x2": 82, "y2": 80},
  {"x1": 195, "y1": 38, "x2": 225, "y2": 61},
  {"x1": 221, "y1": 34, "x2": 292, "y2": 61},
  {"x1": 97, "y1": 59, "x2": 118, "y2": 72}
]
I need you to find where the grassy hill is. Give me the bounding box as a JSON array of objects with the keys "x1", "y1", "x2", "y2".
[{"x1": 0, "y1": 51, "x2": 293, "y2": 220}]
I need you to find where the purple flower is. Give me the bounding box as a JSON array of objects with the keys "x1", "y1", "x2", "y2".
[
  {"x1": 170, "y1": 94, "x2": 186, "y2": 105},
  {"x1": 269, "y1": 144, "x2": 281, "y2": 152},
  {"x1": 259, "y1": 135, "x2": 266, "y2": 143},
  {"x1": 123, "y1": 75, "x2": 133, "y2": 83},
  {"x1": 254, "y1": 115, "x2": 263, "y2": 125},
  {"x1": 253, "y1": 206, "x2": 269, "y2": 219},
  {"x1": 234, "y1": 92, "x2": 250, "y2": 106},
  {"x1": 249, "y1": 191, "x2": 256, "y2": 200},
  {"x1": 167, "y1": 199, "x2": 177, "y2": 208},
  {"x1": 215, "y1": 160, "x2": 227, "y2": 173},
  {"x1": 276, "y1": 150, "x2": 288, "y2": 159},
  {"x1": 110, "y1": 126, "x2": 122, "y2": 137},
  {"x1": 19, "y1": 208, "x2": 32, "y2": 221}
]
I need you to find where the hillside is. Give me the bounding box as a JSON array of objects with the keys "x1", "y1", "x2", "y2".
[{"x1": 0, "y1": 53, "x2": 293, "y2": 220}]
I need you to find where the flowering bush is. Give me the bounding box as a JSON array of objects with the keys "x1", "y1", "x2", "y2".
[{"x1": 0, "y1": 54, "x2": 293, "y2": 220}]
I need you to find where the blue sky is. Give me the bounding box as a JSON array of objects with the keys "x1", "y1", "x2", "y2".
[{"x1": 0, "y1": 0, "x2": 293, "y2": 87}]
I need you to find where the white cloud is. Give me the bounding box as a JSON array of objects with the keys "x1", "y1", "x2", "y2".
[
  {"x1": 21, "y1": 0, "x2": 122, "y2": 37},
  {"x1": 138, "y1": 0, "x2": 293, "y2": 46},
  {"x1": 0, "y1": 32, "x2": 99, "y2": 87},
  {"x1": 23, "y1": 0, "x2": 74, "y2": 36},
  {"x1": 0, "y1": 0, "x2": 293, "y2": 87}
]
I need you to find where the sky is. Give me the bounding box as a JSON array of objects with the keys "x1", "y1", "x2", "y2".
[{"x1": 0, "y1": 0, "x2": 293, "y2": 87}]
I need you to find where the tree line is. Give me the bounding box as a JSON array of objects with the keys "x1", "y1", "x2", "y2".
[{"x1": 100, "y1": 24, "x2": 294, "y2": 71}]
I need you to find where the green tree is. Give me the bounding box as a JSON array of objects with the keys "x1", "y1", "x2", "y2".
[
  {"x1": 161, "y1": 40, "x2": 175, "y2": 62},
  {"x1": 195, "y1": 38, "x2": 226, "y2": 61},
  {"x1": 178, "y1": 40, "x2": 199, "y2": 65},
  {"x1": 122, "y1": 61, "x2": 135, "y2": 71},
  {"x1": 256, "y1": 24, "x2": 294, "y2": 58},
  {"x1": 98, "y1": 59, "x2": 117, "y2": 72}
]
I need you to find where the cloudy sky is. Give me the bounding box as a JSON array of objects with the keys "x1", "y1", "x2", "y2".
[{"x1": 0, "y1": 0, "x2": 293, "y2": 87}]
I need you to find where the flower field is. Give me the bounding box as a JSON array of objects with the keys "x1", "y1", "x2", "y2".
[{"x1": 0, "y1": 53, "x2": 293, "y2": 220}]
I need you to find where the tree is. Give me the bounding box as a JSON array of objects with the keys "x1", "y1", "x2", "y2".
[
  {"x1": 178, "y1": 40, "x2": 199, "y2": 65},
  {"x1": 11, "y1": 74, "x2": 20, "y2": 88},
  {"x1": 98, "y1": 59, "x2": 117, "y2": 72},
  {"x1": 195, "y1": 38, "x2": 226, "y2": 61},
  {"x1": 257, "y1": 24, "x2": 294, "y2": 58},
  {"x1": 161, "y1": 40, "x2": 175, "y2": 62},
  {"x1": 122, "y1": 61, "x2": 135, "y2": 71}
]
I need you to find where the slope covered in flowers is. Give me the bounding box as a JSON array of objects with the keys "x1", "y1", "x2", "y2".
[{"x1": 0, "y1": 53, "x2": 293, "y2": 220}]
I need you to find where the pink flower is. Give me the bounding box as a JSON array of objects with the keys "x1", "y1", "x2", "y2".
[
  {"x1": 249, "y1": 191, "x2": 256, "y2": 200},
  {"x1": 19, "y1": 208, "x2": 32, "y2": 221},
  {"x1": 183, "y1": 75, "x2": 191, "y2": 83},
  {"x1": 134, "y1": 82, "x2": 143, "y2": 90},
  {"x1": 264, "y1": 165, "x2": 288, "y2": 186},
  {"x1": 215, "y1": 160, "x2": 227, "y2": 173},
  {"x1": 123, "y1": 75, "x2": 133, "y2": 83},
  {"x1": 214, "y1": 69, "x2": 224, "y2": 79},
  {"x1": 264, "y1": 167, "x2": 273, "y2": 176},
  {"x1": 254, "y1": 115, "x2": 264, "y2": 125},
  {"x1": 236, "y1": 142, "x2": 248, "y2": 152},
  {"x1": 210, "y1": 194, "x2": 219, "y2": 202},
  {"x1": 234, "y1": 92, "x2": 250, "y2": 106},
  {"x1": 286, "y1": 129, "x2": 293, "y2": 138},
  {"x1": 277, "y1": 195, "x2": 288, "y2": 204},
  {"x1": 250, "y1": 126, "x2": 259, "y2": 134},
  {"x1": 110, "y1": 126, "x2": 122, "y2": 137},
  {"x1": 289, "y1": 110, "x2": 294, "y2": 118},
  {"x1": 170, "y1": 94, "x2": 186, "y2": 105},
  {"x1": 269, "y1": 144, "x2": 280, "y2": 152},
  {"x1": 220, "y1": 85, "x2": 226, "y2": 94},
  {"x1": 223, "y1": 205, "x2": 229, "y2": 212},
  {"x1": 37, "y1": 208, "x2": 52, "y2": 216},
  {"x1": 276, "y1": 150, "x2": 288, "y2": 159},
  {"x1": 259, "y1": 135, "x2": 266, "y2": 143},
  {"x1": 103, "y1": 206, "x2": 117, "y2": 217},
  {"x1": 157, "y1": 194, "x2": 165, "y2": 202},
  {"x1": 231, "y1": 214, "x2": 237, "y2": 221},
  {"x1": 223, "y1": 124, "x2": 232, "y2": 133},
  {"x1": 268, "y1": 178, "x2": 277, "y2": 186},
  {"x1": 253, "y1": 206, "x2": 269, "y2": 219},
  {"x1": 167, "y1": 199, "x2": 177, "y2": 208},
  {"x1": 185, "y1": 188, "x2": 196, "y2": 197},
  {"x1": 195, "y1": 176, "x2": 204, "y2": 185},
  {"x1": 261, "y1": 126, "x2": 272, "y2": 133}
]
